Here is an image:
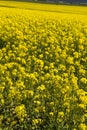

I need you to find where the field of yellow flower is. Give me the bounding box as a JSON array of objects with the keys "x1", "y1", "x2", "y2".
[{"x1": 0, "y1": 1, "x2": 87, "y2": 130}]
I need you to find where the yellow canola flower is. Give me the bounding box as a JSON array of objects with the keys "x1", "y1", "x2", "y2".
[
  {"x1": 79, "y1": 123, "x2": 87, "y2": 130},
  {"x1": 28, "y1": 90, "x2": 34, "y2": 97},
  {"x1": 34, "y1": 100, "x2": 41, "y2": 106},
  {"x1": 50, "y1": 102, "x2": 55, "y2": 106},
  {"x1": 32, "y1": 118, "x2": 42, "y2": 125},
  {"x1": 66, "y1": 56, "x2": 74, "y2": 64},
  {"x1": 80, "y1": 78, "x2": 87, "y2": 84},
  {"x1": 23, "y1": 90, "x2": 34, "y2": 99},
  {"x1": 34, "y1": 108, "x2": 39, "y2": 113},
  {"x1": 58, "y1": 111, "x2": 64, "y2": 118},
  {"x1": 78, "y1": 104, "x2": 86, "y2": 109},
  {"x1": 14, "y1": 104, "x2": 27, "y2": 121},
  {"x1": 49, "y1": 112, "x2": 54, "y2": 116},
  {"x1": 37, "y1": 84, "x2": 46, "y2": 91},
  {"x1": 79, "y1": 69, "x2": 85, "y2": 75},
  {"x1": 57, "y1": 111, "x2": 64, "y2": 123}
]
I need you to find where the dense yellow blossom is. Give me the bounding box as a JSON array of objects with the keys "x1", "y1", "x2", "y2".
[
  {"x1": 14, "y1": 104, "x2": 27, "y2": 122},
  {"x1": 0, "y1": 1, "x2": 87, "y2": 129}
]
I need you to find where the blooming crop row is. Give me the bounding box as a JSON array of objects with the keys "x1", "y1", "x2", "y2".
[{"x1": 0, "y1": 7, "x2": 87, "y2": 130}]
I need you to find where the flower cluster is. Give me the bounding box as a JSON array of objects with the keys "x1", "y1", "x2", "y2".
[{"x1": 0, "y1": 6, "x2": 87, "y2": 130}]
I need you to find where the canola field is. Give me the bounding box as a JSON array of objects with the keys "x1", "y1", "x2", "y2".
[{"x1": 0, "y1": 1, "x2": 87, "y2": 130}]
